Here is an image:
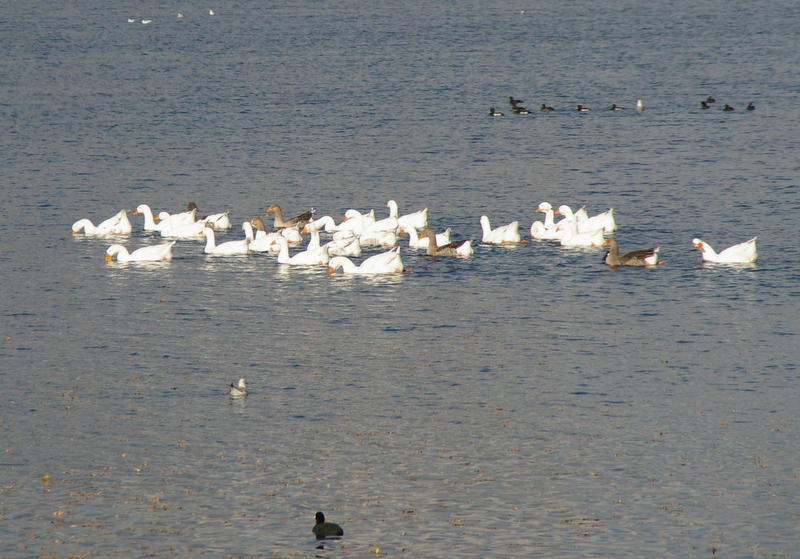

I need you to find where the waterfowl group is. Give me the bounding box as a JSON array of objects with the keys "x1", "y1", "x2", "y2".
[
  {"x1": 700, "y1": 96, "x2": 754, "y2": 111},
  {"x1": 79, "y1": 197, "x2": 759, "y2": 271}
]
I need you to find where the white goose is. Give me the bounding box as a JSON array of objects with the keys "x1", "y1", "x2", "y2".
[
  {"x1": 271, "y1": 235, "x2": 330, "y2": 266},
  {"x1": 359, "y1": 230, "x2": 397, "y2": 247},
  {"x1": 160, "y1": 219, "x2": 207, "y2": 238},
  {"x1": 557, "y1": 205, "x2": 616, "y2": 233},
  {"x1": 72, "y1": 210, "x2": 132, "y2": 236},
  {"x1": 105, "y1": 241, "x2": 176, "y2": 262},
  {"x1": 243, "y1": 221, "x2": 280, "y2": 252},
  {"x1": 328, "y1": 247, "x2": 404, "y2": 275},
  {"x1": 308, "y1": 215, "x2": 347, "y2": 232},
  {"x1": 158, "y1": 207, "x2": 197, "y2": 230},
  {"x1": 343, "y1": 209, "x2": 398, "y2": 235},
  {"x1": 387, "y1": 200, "x2": 428, "y2": 229},
  {"x1": 403, "y1": 226, "x2": 451, "y2": 248},
  {"x1": 693, "y1": 236, "x2": 757, "y2": 263},
  {"x1": 327, "y1": 233, "x2": 362, "y2": 256},
  {"x1": 202, "y1": 225, "x2": 250, "y2": 255},
  {"x1": 558, "y1": 216, "x2": 604, "y2": 247},
  {"x1": 479, "y1": 215, "x2": 521, "y2": 243},
  {"x1": 530, "y1": 221, "x2": 564, "y2": 240},
  {"x1": 133, "y1": 204, "x2": 163, "y2": 231}
]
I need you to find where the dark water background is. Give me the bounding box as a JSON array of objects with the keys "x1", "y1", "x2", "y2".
[{"x1": 1, "y1": 1, "x2": 798, "y2": 557}]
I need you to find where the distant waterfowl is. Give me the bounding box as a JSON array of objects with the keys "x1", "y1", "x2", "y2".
[
  {"x1": 419, "y1": 228, "x2": 473, "y2": 257},
  {"x1": 72, "y1": 210, "x2": 132, "y2": 236},
  {"x1": 557, "y1": 216, "x2": 605, "y2": 247},
  {"x1": 747, "y1": 102, "x2": 755, "y2": 110},
  {"x1": 609, "y1": 104, "x2": 624, "y2": 110},
  {"x1": 479, "y1": 216, "x2": 521, "y2": 244},
  {"x1": 271, "y1": 235, "x2": 330, "y2": 266},
  {"x1": 508, "y1": 96, "x2": 523, "y2": 107},
  {"x1": 489, "y1": 108, "x2": 504, "y2": 116},
  {"x1": 556, "y1": 205, "x2": 616, "y2": 233},
  {"x1": 636, "y1": 99, "x2": 644, "y2": 111},
  {"x1": 692, "y1": 236, "x2": 757, "y2": 263},
  {"x1": 177, "y1": 13, "x2": 184, "y2": 18},
  {"x1": 540, "y1": 103, "x2": 554, "y2": 111},
  {"x1": 603, "y1": 238, "x2": 661, "y2": 267},
  {"x1": 387, "y1": 200, "x2": 427, "y2": 230},
  {"x1": 209, "y1": 9, "x2": 216, "y2": 16},
  {"x1": 403, "y1": 226, "x2": 451, "y2": 248},
  {"x1": 328, "y1": 247, "x2": 404, "y2": 274},
  {"x1": 105, "y1": 241, "x2": 176, "y2": 262},
  {"x1": 576, "y1": 104, "x2": 590, "y2": 112},
  {"x1": 723, "y1": 104, "x2": 735, "y2": 111},
  {"x1": 513, "y1": 106, "x2": 530, "y2": 114},
  {"x1": 127, "y1": 18, "x2": 136, "y2": 23},
  {"x1": 141, "y1": 19, "x2": 152, "y2": 25},
  {"x1": 313, "y1": 512, "x2": 343, "y2": 540},
  {"x1": 266, "y1": 204, "x2": 315, "y2": 229},
  {"x1": 701, "y1": 101, "x2": 710, "y2": 109},
  {"x1": 228, "y1": 378, "x2": 247, "y2": 398},
  {"x1": 706, "y1": 96, "x2": 716, "y2": 103},
  {"x1": 202, "y1": 225, "x2": 250, "y2": 255}
]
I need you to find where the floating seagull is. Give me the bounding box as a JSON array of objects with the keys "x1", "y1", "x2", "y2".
[
  {"x1": 127, "y1": 18, "x2": 136, "y2": 23},
  {"x1": 177, "y1": 13, "x2": 184, "y2": 19},
  {"x1": 209, "y1": 9, "x2": 216, "y2": 15},
  {"x1": 313, "y1": 511, "x2": 344, "y2": 540},
  {"x1": 228, "y1": 378, "x2": 247, "y2": 398},
  {"x1": 141, "y1": 19, "x2": 152, "y2": 25},
  {"x1": 636, "y1": 99, "x2": 644, "y2": 111}
]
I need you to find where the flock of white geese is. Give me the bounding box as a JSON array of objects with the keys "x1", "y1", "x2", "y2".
[{"x1": 72, "y1": 199, "x2": 758, "y2": 272}]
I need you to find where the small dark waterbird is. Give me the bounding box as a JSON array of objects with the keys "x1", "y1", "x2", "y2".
[{"x1": 313, "y1": 511, "x2": 344, "y2": 539}]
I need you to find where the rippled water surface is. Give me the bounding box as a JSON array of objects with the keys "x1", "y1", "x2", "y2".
[{"x1": 2, "y1": 0, "x2": 799, "y2": 557}]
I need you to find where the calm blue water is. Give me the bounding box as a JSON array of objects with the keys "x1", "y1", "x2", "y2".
[{"x1": 2, "y1": 1, "x2": 799, "y2": 557}]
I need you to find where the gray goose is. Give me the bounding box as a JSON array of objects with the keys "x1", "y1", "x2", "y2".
[
  {"x1": 420, "y1": 228, "x2": 473, "y2": 257},
  {"x1": 265, "y1": 204, "x2": 314, "y2": 228},
  {"x1": 603, "y1": 238, "x2": 661, "y2": 267}
]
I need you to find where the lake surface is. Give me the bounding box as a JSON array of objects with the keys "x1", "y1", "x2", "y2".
[{"x1": 1, "y1": 0, "x2": 799, "y2": 557}]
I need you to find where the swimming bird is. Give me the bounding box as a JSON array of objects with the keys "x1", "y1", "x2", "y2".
[
  {"x1": 489, "y1": 108, "x2": 504, "y2": 116},
  {"x1": 328, "y1": 247, "x2": 404, "y2": 274},
  {"x1": 723, "y1": 104, "x2": 735, "y2": 111},
  {"x1": 706, "y1": 96, "x2": 716, "y2": 103},
  {"x1": 266, "y1": 204, "x2": 315, "y2": 229},
  {"x1": 747, "y1": 102, "x2": 755, "y2": 110},
  {"x1": 479, "y1": 216, "x2": 521, "y2": 244},
  {"x1": 603, "y1": 238, "x2": 661, "y2": 267},
  {"x1": 509, "y1": 96, "x2": 523, "y2": 107},
  {"x1": 209, "y1": 9, "x2": 216, "y2": 16},
  {"x1": 692, "y1": 236, "x2": 757, "y2": 263},
  {"x1": 387, "y1": 200, "x2": 427, "y2": 229},
  {"x1": 177, "y1": 13, "x2": 184, "y2": 18},
  {"x1": 105, "y1": 242, "x2": 176, "y2": 262},
  {"x1": 576, "y1": 105, "x2": 590, "y2": 112},
  {"x1": 271, "y1": 235, "x2": 330, "y2": 265},
  {"x1": 540, "y1": 104, "x2": 554, "y2": 112},
  {"x1": 228, "y1": 378, "x2": 247, "y2": 398},
  {"x1": 419, "y1": 228, "x2": 473, "y2": 257},
  {"x1": 556, "y1": 216, "x2": 605, "y2": 247},
  {"x1": 72, "y1": 210, "x2": 132, "y2": 236},
  {"x1": 556, "y1": 205, "x2": 616, "y2": 233},
  {"x1": 313, "y1": 511, "x2": 343, "y2": 539},
  {"x1": 403, "y1": 225, "x2": 451, "y2": 248},
  {"x1": 141, "y1": 19, "x2": 152, "y2": 25},
  {"x1": 609, "y1": 104, "x2": 624, "y2": 110},
  {"x1": 127, "y1": 18, "x2": 136, "y2": 23},
  {"x1": 202, "y1": 225, "x2": 250, "y2": 255},
  {"x1": 701, "y1": 101, "x2": 710, "y2": 109},
  {"x1": 636, "y1": 99, "x2": 644, "y2": 111},
  {"x1": 512, "y1": 106, "x2": 531, "y2": 114}
]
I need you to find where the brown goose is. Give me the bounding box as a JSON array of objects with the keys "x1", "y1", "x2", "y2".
[
  {"x1": 265, "y1": 204, "x2": 315, "y2": 229},
  {"x1": 603, "y1": 238, "x2": 662, "y2": 267},
  {"x1": 419, "y1": 228, "x2": 473, "y2": 257}
]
